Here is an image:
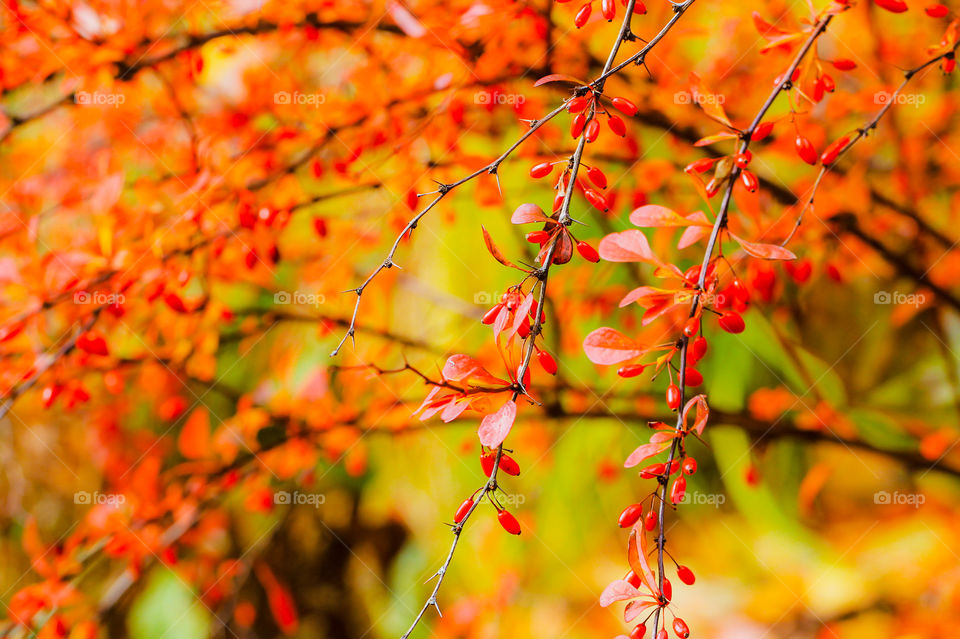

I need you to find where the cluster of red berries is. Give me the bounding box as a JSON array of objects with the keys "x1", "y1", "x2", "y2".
[
  {"x1": 453, "y1": 450, "x2": 524, "y2": 534},
  {"x1": 558, "y1": 0, "x2": 647, "y2": 28}
]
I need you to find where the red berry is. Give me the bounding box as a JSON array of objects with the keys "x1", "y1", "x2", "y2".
[
  {"x1": 571, "y1": 112, "x2": 586, "y2": 138},
  {"x1": 734, "y1": 150, "x2": 752, "y2": 168},
  {"x1": 673, "y1": 617, "x2": 690, "y2": 638},
  {"x1": 480, "y1": 452, "x2": 495, "y2": 476},
  {"x1": 618, "y1": 364, "x2": 647, "y2": 378},
  {"x1": 670, "y1": 475, "x2": 687, "y2": 504},
  {"x1": 624, "y1": 570, "x2": 642, "y2": 588},
  {"x1": 629, "y1": 623, "x2": 646, "y2": 639},
  {"x1": 740, "y1": 169, "x2": 758, "y2": 192},
  {"x1": 587, "y1": 166, "x2": 608, "y2": 189},
  {"x1": 584, "y1": 189, "x2": 609, "y2": 212},
  {"x1": 795, "y1": 135, "x2": 818, "y2": 165},
  {"x1": 313, "y1": 217, "x2": 328, "y2": 237},
  {"x1": 607, "y1": 114, "x2": 626, "y2": 137},
  {"x1": 662, "y1": 576, "x2": 673, "y2": 601},
  {"x1": 666, "y1": 384, "x2": 681, "y2": 410},
  {"x1": 482, "y1": 304, "x2": 503, "y2": 325},
  {"x1": 537, "y1": 350, "x2": 558, "y2": 375},
  {"x1": 820, "y1": 135, "x2": 850, "y2": 165},
  {"x1": 926, "y1": 4, "x2": 949, "y2": 17},
  {"x1": 682, "y1": 457, "x2": 698, "y2": 475},
  {"x1": 692, "y1": 336, "x2": 708, "y2": 359},
  {"x1": 567, "y1": 96, "x2": 590, "y2": 113},
  {"x1": 576, "y1": 241, "x2": 600, "y2": 262},
  {"x1": 584, "y1": 118, "x2": 600, "y2": 142},
  {"x1": 406, "y1": 189, "x2": 419, "y2": 210},
  {"x1": 526, "y1": 230, "x2": 550, "y2": 243},
  {"x1": 601, "y1": 0, "x2": 616, "y2": 20},
  {"x1": 618, "y1": 503, "x2": 644, "y2": 528},
  {"x1": 574, "y1": 3, "x2": 592, "y2": 27},
  {"x1": 77, "y1": 331, "x2": 109, "y2": 356},
  {"x1": 683, "y1": 317, "x2": 700, "y2": 337},
  {"x1": 611, "y1": 96, "x2": 638, "y2": 116},
  {"x1": 656, "y1": 631, "x2": 667, "y2": 639},
  {"x1": 751, "y1": 121, "x2": 774, "y2": 141},
  {"x1": 684, "y1": 368, "x2": 703, "y2": 387},
  {"x1": 529, "y1": 162, "x2": 553, "y2": 178},
  {"x1": 640, "y1": 462, "x2": 666, "y2": 478},
  {"x1": 497, "y1": 509, "x2": 521, "y2": 535},
  {"x1": 644, "y1": 509, "x2": 657, "y2": 531},
  {"x1": 821, "y1": 73, "x2": 836, "y2": 92},
  {"x1": 676, "y1": 564, "x2": 696, "y2": 585},
  {"x1": 500, "y1": 453, "x2": 521, "y2": 476},
  {"x1": 454, "y1": 498, "x2": 474, "y2": 523},
  {"x1": 874, "y1": 0, "x2": 908, "y2": 13},
  {"x1": 718, "y1": 311, "x2": 745, "y2": 334},
  {"x1": 832, "y1": 58, "x2": 857, "y2": 71}
]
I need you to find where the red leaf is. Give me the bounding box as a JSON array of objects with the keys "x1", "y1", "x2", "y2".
[
  {"x1": 624, "y1": 442, "x2": 670, "y2": 468},
  {"x1": 534, "y1": 73, "x2": 586, "y2": 87},
  {"x1": 682, "y1": 394, "x2": 710, "y2": 436},
  {"x1": 511, "y1": 203, "x2": 551, "y2": 225},
  {"x1": 177, "y1": 408, "x2": 211, "y2": 460},
  {"x1": 598, "y1": 230, "x2": 657, "y2": 264},
  {"x1": 678, "y1": 212, "x2": 712, "y2": 249},
  {"x1": 599, "y1": 579, "x2": 641, "y2": 607},
  {"x1": 731, "y1": 233, "x2": 797, "y2": 260},
  {"x1": 583, "y1": 327, "x2": 645, "y2": 365},
  {"x1": 255, "y1": 563, "x2": 299, "y2": 636},
  {"x1": 442, "y1": 354, "x2": 506, "y2": 387},
  {"x1": 629, "y1": 205, "x2": 701, "y2": 228},
  {"x1": 481, "y1": 226, "x2": 522, "y2": 270},
  {"x1": 628, "y1": 528, "x2": 659, "y2": 596},
  {"x1": 478, "y1": 400, "x2": 517, "y2": 448}
]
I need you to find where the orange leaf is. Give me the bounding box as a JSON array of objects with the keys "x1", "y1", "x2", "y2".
[{"x1": 178, "y1": 408, "x2": 211, "y2": 460}]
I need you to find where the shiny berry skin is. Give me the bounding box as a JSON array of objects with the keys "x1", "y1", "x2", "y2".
[
  {"x1": 682, "y1": 457, "x2": 698, "y2": 475},
  {"x1": 683, "y1": 317, "x2": 700, "y2": 337},
  {"x1": 670, "y1": 475, "x2": 686, "y2": 504},
  {"x1": 692, "y1": 336, "x2": 708, "y2": 359},
  {"x1": 481, "y1": 304, "x2": 503, "y2": 325},
  {"x1": 676, "y1": 564, "x2": 696, "y2": 585},
  {"x1": 567, "y1": 96, "x2": 590, "y2": 113},
  {"x1": 718, "y1": 311, "x2": 745, "y2": 334},
  {"x1": 497, "y1": 509, "x2": 521, "y2": 535},
  {"x1": 628, "y1": 623, "x2": 646, "y2": 639},
  {"x1": 643, "y1": 509, "x2": 657, "y2": 531},
  {"x1": 795, "y1": 135, "x2": 818, "y2": 165},
  {"x1": 734, "y1": 150, "x2": 752, "y2": 168},
  {"x1": 640, "y1": 462, "x2": 666, "y2": 479},
  {"x1": 673, "y1": 618, "x2": 690, "y2": 638},
  {"x1": 529, "y1": 162, "x2": 553, "y2": 178},
  {"x1": 537, "y1": 350, "x2": 558, "y2": 375},
  {"x1": 618, "y1": 364, "x2": 647, "y2": 378},
  {"x1": 926, "y1": 3, "x2": 949, "y2": 17},
  {"x1": 684, "y1": 368, "x2": 703, "y2": 387},
  {"x1": 454, "y1": 498, "x2": 473, "y2": 523},
  {"x1": 601, "y1": 0, "x2": 616, "y2": 20},
  {"x1": 571, "y1": 112, "x2": 586, "y2": 138},
  {"x1": 607, "y1": 115, "x2": 626, "y2": 136},
  {"x1": 618, "y1": 503, "x2": 644, "y2": 528},
  {"x1": 820, "y1": 135, "x2": 850, "y2": 165},
  {"x1": 611, "y1": 96, "x2": 638, "y2": 116},
  {"x1": 499, "y1": 453, "x2": 521, "y2": 476},
  {"x1": 740, "y1": 169, "x2": 758, "y2": 192},
  {"x1": 666, "y1": 384, "x2": 681, "y2": 410},
  {"x1": 587, "y1": 166, "x2": 608, "y2": 189},
  {"x1": 574, "y1": 3, "x2": 592, "y2": 27},
  {"x1": 584, "y1": 118, "x2": 600, "y2": 142},
  {"x1": 875, "y1": 0, "x2": 908, "y2": 12},
  {"x1": 656, "y1": 631, "x2": 667, "y2": 639},
  {"x1": 832, "y1": 58, "x2": 856, "y2": 71},
  {"x1": 751, "y1": 121, "x2": 774, "y2": 141},
  {"x1": 662, "y1": 577, "x2": 673, "y2": 601},
  {"x1": 577, "y1": 241, "x2": 600, "y2": 262},
  {"x1": 480, "y1": 452, "x2": 495, "y2": 476},
  {"x1": 526, "y1": 230, "x2": 550, "y2": 244},
  {"x1": 687, "y1": 157, "x2": 716, "y2": 173}
]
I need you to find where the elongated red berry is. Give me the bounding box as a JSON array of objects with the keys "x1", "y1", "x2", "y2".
[
  {"x1": 480, "y1": 452, "x2": 495, "y2": 476},
  {"x1": 640, "y1": 462, "x2": 666, "y2": 478},
  {"x1": 820, "y1": 135, "x2": 850, "y2": 165},
  {"x1": 740, "y1": 170, "x2": 758, "y2": 192},
  {"x1": 629, "y1": 623, "x2": 646, "y2": 639},
  {"x1": 677, "y1": 564, "x2": 696, "y2": 585},
  {"x1": 683, "y1": 317, "x2": 700, "y2": 337},
  {"x1": 718, "y1": 311, "x2": 745, "y2": 334},
  {"x1": 656, "y1": 630, "x2": 667, "y2": 639},
  {"x1": 673, "y1": 618, "x2": 690, "y2": 638},
  {"x1": 571, "y1": 112, "x2": 586, "y2": 138},
  {"x1": 692, "y1": 336, "x2": 708, "y2": 359},
  {"x1": 821, "y1": 73, "x2": 835, "y2": 92},
  {"x1": 875, "y1": 0, "x2": 908, "y2": 13},
  {"x1": 601, "y1": 0, "x2": 616, "y2": 20},
  {"x1": 684, "y1": 368, "x2": 703, "y2": 387},
  {"x1": 662, "y1": 577, "x2": 673, "y2": 601},
  {"x1": 832, "y1": 58, "x2": 856, "y2": 71},
  {"x1": 643, "y1": 509, "x2": 657, "y2": 531},
  {"x1": 497, "y1": 509, "x2": 521, "y2": 535},
  {"x1": 454, "y1": 498, "x2": 473, "y2": 523},
  {"x1": 481, "y1": 304, "x2": 503, "y2": 325},
  {"x1": 526, "y1": 230, "x2": 550, "y2": 243},
  {"x1": 623, "y1": 0, "x2": 647, "y2": 13},
  {"x1": 529, "y1": 162, "x2": 553, "y2": 178},
  {"x1": 795, "y1": 135, "x2": 818, "y2": 165},
  {"x1": 574, "y1": 3, "x2": 591, "y2": 27},
  {"x1": 567, "y1": 95, "x2": 590, "y2": 113},
  {"x1": 587, "y1": 166, "x2": 608, "y2": 189},
  {"x1": 682, "y1": 457, "x2": 698, "y2": 475},
  {"x1": 500, "y1": 453, "x2": 521, "y2": 476},
  {"x1": 926, "y1": 3, "x2": 948, "y2": 17},
  {"x1": 611, "y1": 96, "x2": 638, "y2": 116},
  {"x1": 607, "y1": 114, "x2": 626, "y2": 137},
  {"x1": 584, "y1": 118, "x2": 600, "y2": 142},
  {"x1": 666, "y1": 384, "x2": 681, "y2": 410},
  {"x1": 618, "y1": 364, "x2": 647, "y2": 378},
  {"x1": 686, "y1": 157, "x2": 717, "y2": 173},
  {"x1": 577, "y1": 241, "x2": 600, "y2": 262},
  {"x1": 670, "y1": 475, "x2": 687, "y2": 504},
  {"x1": 537, "y1": 350, "x2": 558, "y2": 375},
  {"x1": 618, "y1": 503, "x2": 644, "y2": 528},
  {"x1": 751, "y1": 121, "x2": 774, "y2": 141}
]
